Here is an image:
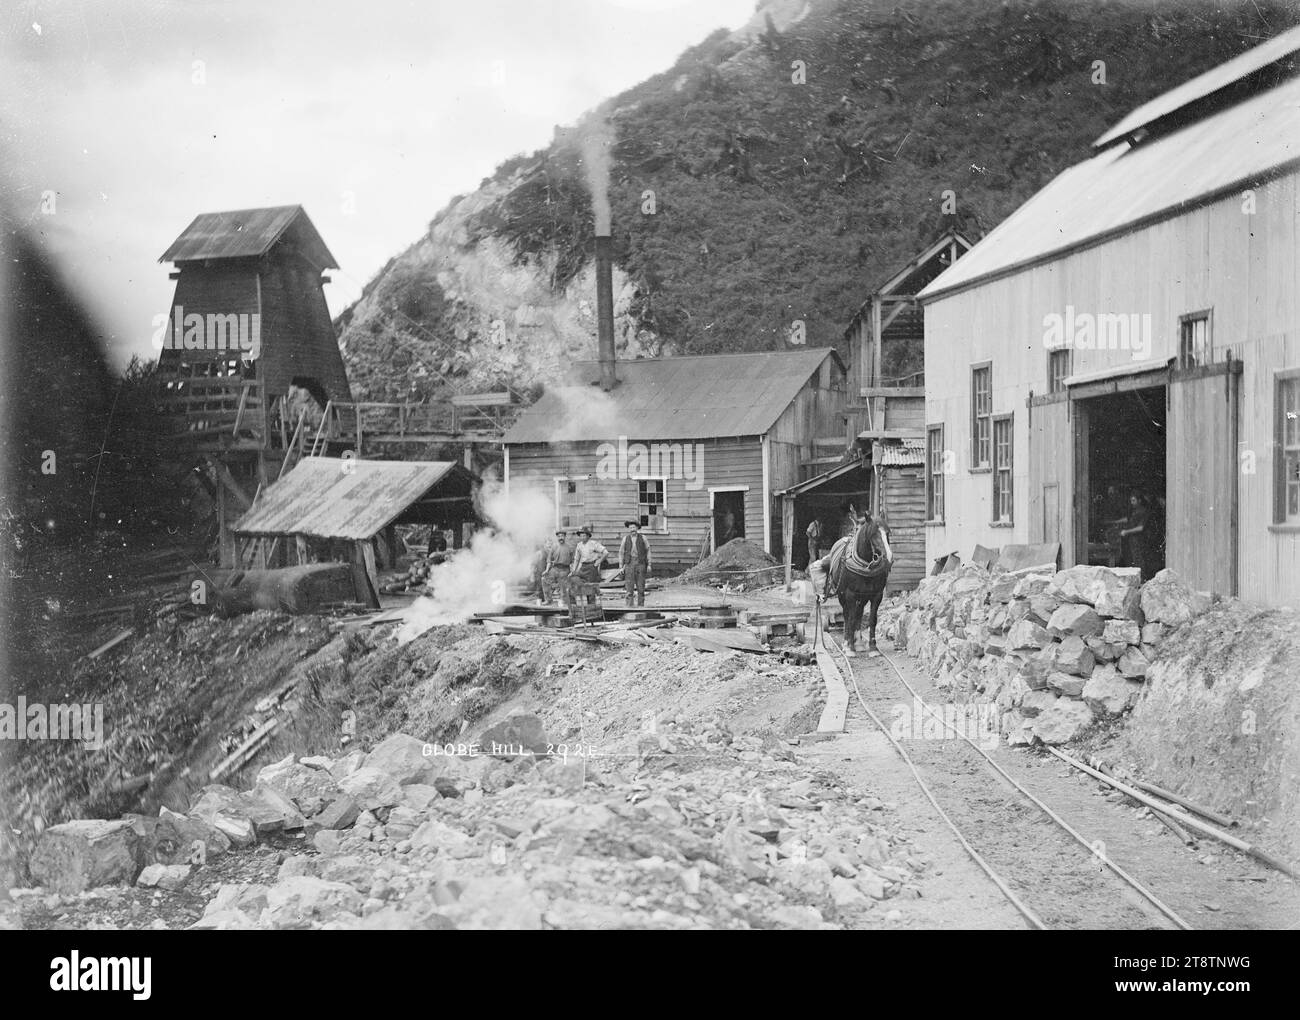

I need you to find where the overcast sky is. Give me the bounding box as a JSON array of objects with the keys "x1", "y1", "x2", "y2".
[{"x1": 0, "y1": 0, "x2": 756, "y2": 367}]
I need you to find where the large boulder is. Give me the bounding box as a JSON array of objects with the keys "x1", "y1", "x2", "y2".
[
  {"x1": 362, "y1": 733, "x2": 438, "y2": 786},
  {"x1": 1008, "y1": 619, "x2": 1051, "y2": 651},
  {"x1": 1103, "y1": 619, "x2": 1142, "y2": 646},
  {"x1": 1047, "y1": 604, "x2": 1104, "y2": 640},
  {"x1": 1029, "y1": 593, "x2": 1064, "y2": 625},
  {"x1": 29, "y1": 819, "x2": 143, "y2": 893},
  {"x1": 1048, "y1": 565, "x2": 1142, "y2": 619},
  {"x1": 1012, "y1": 573, "x2": 1053, "y2": 599},
  {"x1": 1117, "y1": 645, "x2": 1152, "y2": 679},
  {"x1": 1054, "y1": 636, "x2": 1096, "y2": 677},
  {"x1": 1047, "y1": 671, "x2": 1087, "y2": 697},
  {"x1": 1020, "y1": 689, "x2": 1060, "y2": 718},
  {"x1": 1139, "y1": 569, "x2": 1212, "y2": 627},
  {"x1": 1083, "y1": 665, "x2": 1144, "y2": 715},
  {"x1": 152, "y1": 807, "x2": 231, "y2": 865},
  {"x1": 1031, "y1": 699, "x2": 1096, "y2": 744},
  {"x1": 188, "y1": 785, "x2": 258, "y2": 846},
  {"x1": 257, "y1": 755, "x2": 341, "y2": 816},
  {"x1": 336, "y1": 767, "x2": 403, "y2": 811},
  {"x1": 1086, "y1": 636, "x2": 1122, "y2": 663}
]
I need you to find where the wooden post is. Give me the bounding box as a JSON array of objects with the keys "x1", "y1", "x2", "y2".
[
  {"x1": 870, "y1": 297, "x2": 883, "y2": 391},
  {"x1": 296, "y1": 535, "x2": 309, "y2": 566},
  {"x1": 783, "y1": 494, "x2": 795, "y2": 590}
]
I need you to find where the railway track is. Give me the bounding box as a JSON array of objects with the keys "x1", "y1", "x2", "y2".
[{"x1": 812, "y1": 608, "x2": 1198, "y2": 930}]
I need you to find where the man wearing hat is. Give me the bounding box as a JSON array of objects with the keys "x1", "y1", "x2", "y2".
[
  {"x1": 618, "y1": 518, "x2": 651, "y2": 607},
  {"x1": 540, "y1": 528, "x2": 575, "y2": 605},
  {"x1": 569, "y1": 526, "x2": 609, "y2": 587}
]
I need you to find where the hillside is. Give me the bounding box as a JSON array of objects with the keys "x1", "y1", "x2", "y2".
[{"x1": 336, "y1": 0, "x2": 1299, "y2": 402}]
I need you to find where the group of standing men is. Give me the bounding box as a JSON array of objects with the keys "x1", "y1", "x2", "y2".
[{"x1": 533, "y1": 519, "x2": 652, "y2": 607}]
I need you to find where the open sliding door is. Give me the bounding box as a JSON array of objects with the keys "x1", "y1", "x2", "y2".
[{"x1": 1166, "y1": 362, "x2": 1240, "y2": 595}]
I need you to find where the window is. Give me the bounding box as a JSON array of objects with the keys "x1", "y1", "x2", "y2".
[
  {"x1": 992, "y1": 414, "x2": 1013, "y2": 524},
  {"x1": 926, "y1": 425, "x2": 945, "y2": 522},
  {"x1": 556, "y1": 478, "x2": 586, "y2": 529},
  {"x1": 1277, "y1": 373, "x2": 1300, "y2": 524},
  {"x1": 1179, "y1": 312, "x2": 1211, "y2": 369},
  {"x1": 971, "y1": 364, "x2": 992, "y2": 468},
  {"x1": 1048, "y1": 348, "x2": 1071, "y2": 393},
  {"x1": 637, "y1": 478, "x2": 667, "y2": 532}
]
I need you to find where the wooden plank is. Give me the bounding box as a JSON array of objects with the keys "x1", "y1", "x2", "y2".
[
  {"x1": 814, "y1": 644, "x2": 848, "y2": 733},
  {"x1": 857, "y1": 429, "x2": 924, "y2": 440},
  {"x1": 86, "y1": 628, "x2": 134, "y2": 660}
]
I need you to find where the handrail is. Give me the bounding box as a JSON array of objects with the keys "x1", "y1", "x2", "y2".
[{"x1": 279, "y1": 409, "x2": 307, "y2": 479}]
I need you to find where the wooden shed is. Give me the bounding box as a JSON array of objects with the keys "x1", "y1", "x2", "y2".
[
  {"x1": 918, "y1": 29, "x2": 1300, "y2": 605},
  {"x1": 501, "y1": 349, "x2": 847, "y2": 572},
  {"x1": 232, "y1": 457, "x2": 480, "y2": 604}
]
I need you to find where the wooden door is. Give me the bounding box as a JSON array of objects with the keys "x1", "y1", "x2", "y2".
[
  {"x1": 1167, "y1": 363, "x2": 1238, "y2": 595},
  {"x1": 1027, "y1": 396, "x2": 1072, "y2": 562}
]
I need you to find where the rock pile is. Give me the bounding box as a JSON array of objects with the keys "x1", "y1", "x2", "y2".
[
  {"x1": 887, "y1": 566, "x2": 1214, "y2": 746},
  {"x1": 22, "y1": 718, "x2": 929, "y2": 929}
]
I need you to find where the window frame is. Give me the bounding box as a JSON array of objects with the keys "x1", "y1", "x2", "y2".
[
  {"x1": 1047, "y1": 347, "x2": 1071, "y2": 394},
  {"x1": 970, "y1": 362, "x2": 993, "y2": 471},
  {"x1": 634, "y1": 477, "x2": 670, "y2": 534},
  {"x1": 1275, "y1": 369, "x2": 1300, "y2": 526},
  {"x1": 554, "y1": 476, "x2": 589, "y2": 531},
  {"x1": 1178, "y1": 310, "x2": 1212, "y2": 370},
  {"x1": 925, "y1": 424, "x2": 945, "y2": 524},
  {"x1": 991, "y1": 412, "x2": 1014, "y2": 525}
]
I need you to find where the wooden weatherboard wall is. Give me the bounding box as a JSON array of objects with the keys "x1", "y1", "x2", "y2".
[
  {"x1": 505, "y1": 437, "x2": 765, "y2": 570},
  {"x1": 922, "y1": 168, "x2": 1299, "y2": 606},
  {"x1": 882, "y1": 468, "x2": 926, "y2": 591}
]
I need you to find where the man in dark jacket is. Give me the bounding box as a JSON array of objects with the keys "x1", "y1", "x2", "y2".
[{"x1": 619, "y1": 519, "x2": 651, "y2": 607}]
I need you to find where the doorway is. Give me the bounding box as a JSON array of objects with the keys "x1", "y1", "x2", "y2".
[
  {"x1": 712, "y1": 489, "x2": 745, "y2": 550},
  {"x1": 1079, "y1": 385, "x2": 1166, "y2": 580}
]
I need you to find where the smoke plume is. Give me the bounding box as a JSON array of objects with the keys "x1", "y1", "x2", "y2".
[
  {"x1": 394, "y1": 478, "x2": 554, "y2": 643},
  {"x1": 578, "y1": 113, "x2": 614, "y2": 235}
]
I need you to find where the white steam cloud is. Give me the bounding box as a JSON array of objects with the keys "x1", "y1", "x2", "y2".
[
  {"x1": 394, "y1": 478, "x2": 554, "y2": 643},
  {"x1": 577, "y1": 113, "x2": 614, "y2": 235}
]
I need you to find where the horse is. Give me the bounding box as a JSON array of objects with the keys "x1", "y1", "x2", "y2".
[{"x1": 821, "y1": 516, "x2": 892, "y2": 657}]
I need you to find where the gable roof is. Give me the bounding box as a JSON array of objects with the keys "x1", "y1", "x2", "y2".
[
  {"x1": 503, "y1": 348, "x2": 843, "y2": 444},
  {"x1": 160, "y1": 205, "x2": 338, "y2": 267},
  {"x1": 920, "y1": 70, "x2": 1300, "y2": 301},
  {"x1": 1094, "y1": 25, "x2": 1300, "y2": 150},
  {"x1": 233, "y1": 458, "x2": 475, "y2": 540}
]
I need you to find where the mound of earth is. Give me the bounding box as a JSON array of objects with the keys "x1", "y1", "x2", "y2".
[
  {"x1": 1118, "y1": 601, "x2": 1300, "y2": 859},
  {"x1": 674, "y1": 540, "x2": 778, "y2": 584}
]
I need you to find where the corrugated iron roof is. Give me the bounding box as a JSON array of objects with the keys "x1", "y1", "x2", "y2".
[
  {"x1": 878, "y1": 440, "x2": 925, "y2": 467},
  {"x1": 160, "y1": 205, "x2": 338, "y2": 266},
  {"x1": 1094, "y1": 25, "x2": 1300, "y2": 149},
  {"x1": 920, "y1": 73, "x2": 1300, "y2": 300},
  {"x1": 233, "y1": 458, "x2": 470, "y2": 540},
  {"x1": 503, "y1": 348, "x2": 841, "y2": 444}
]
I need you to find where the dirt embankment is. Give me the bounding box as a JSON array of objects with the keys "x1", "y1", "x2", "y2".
[{"x1": 1119, "y1": 602, "x2": 1300, "y2": 859}]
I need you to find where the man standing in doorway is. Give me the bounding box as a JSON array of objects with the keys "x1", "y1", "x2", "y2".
[
  {"x1": 805, "y1": 517, "x2": 821, "y2": 569},
  {"x1": 619, "y1": 519, "x2": 651, "y2": 607}
]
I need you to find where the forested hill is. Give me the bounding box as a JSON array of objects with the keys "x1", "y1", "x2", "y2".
[{"x1": 336, "y1": 0, "x2": 1298, "y2": 402}]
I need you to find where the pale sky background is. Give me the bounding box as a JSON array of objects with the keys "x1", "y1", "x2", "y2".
[{"x1": 0, "y1": 0, "x2": 757, "y2": 368}]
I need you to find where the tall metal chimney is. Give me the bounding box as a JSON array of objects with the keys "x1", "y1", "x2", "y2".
[{"x1": 595, "y1": 233, "x2": 617, "y2": 391}]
